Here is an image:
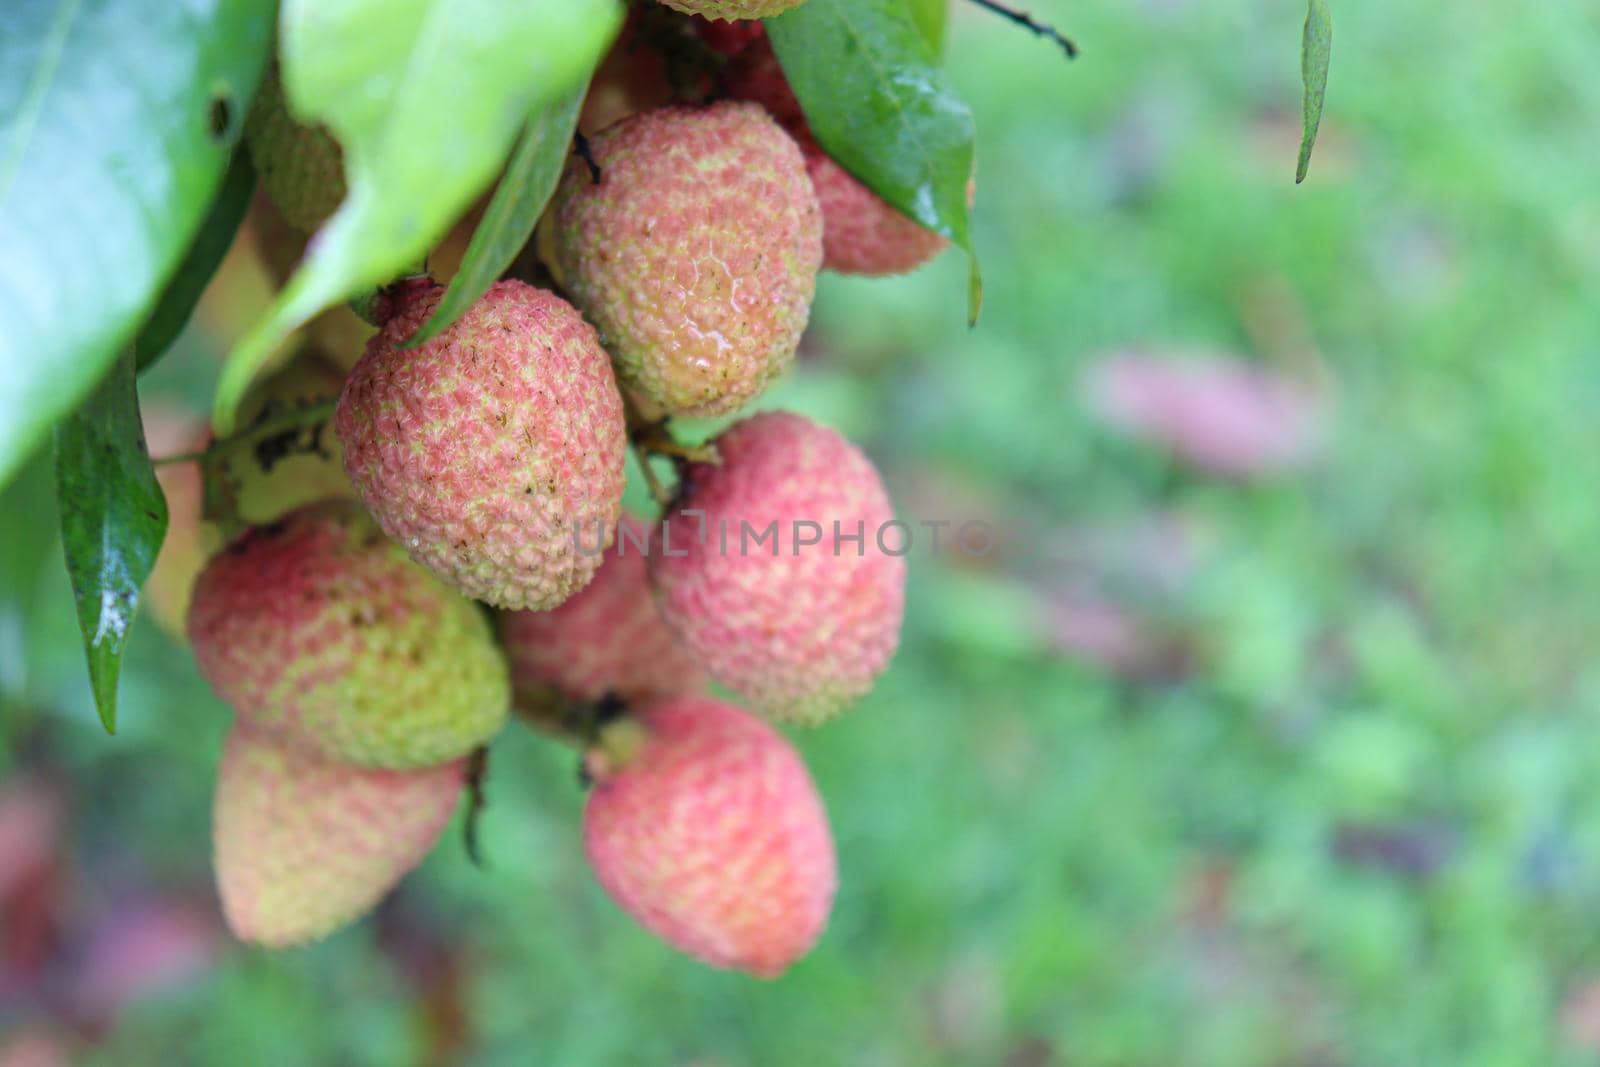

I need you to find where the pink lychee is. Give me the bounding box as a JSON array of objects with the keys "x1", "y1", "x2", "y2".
[
  {"x1": 649, "y1": 412, "x2": 905, "y2": 724},
  {"x1": 583, "y1": 697, "x2": 836, "y2": 977},
  {"x1": 335, "y1": 279, "x2": 628, "y2": 610},
  {"x1": 499, "y1": 516, "x2": 707, "y2": 711}
]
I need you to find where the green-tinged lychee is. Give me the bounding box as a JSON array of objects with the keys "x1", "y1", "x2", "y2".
[
  {"x1": 188, "y1": 501, "x2": 510, "y2": 768},
  {"x1": 499, "y1": 516, "x2": 707, "y2": 715},
  {"x1": 543, "y1": 102, "x2": 821, "y2": 417},
  {"x1": 658, "y1": 0, "x2": 809, "y2": 19},
  {"x1": 583, "y1": 697, "x2": 836, "y2": 977},
  {"x1": 244, "y1": 64, "x2": 347, "y2": 233},
  {"x1": 649, "y1": 412, "x2": 906, "y2": 724},
  {"x1": 336, "y1": 280, "x2": 627, "y2": 611},
  {"x1": 213, "y1": 723, "x2": 464, "y2": 947}
]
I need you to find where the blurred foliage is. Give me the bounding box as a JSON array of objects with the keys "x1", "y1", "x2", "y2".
[{"x1": 8, "y1": 0, "x2": 1600, "y2": 1064}]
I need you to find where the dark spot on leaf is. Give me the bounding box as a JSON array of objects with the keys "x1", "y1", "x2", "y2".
[{"x1": 209, "y1": 92, "x2": 236, "y2": 143}]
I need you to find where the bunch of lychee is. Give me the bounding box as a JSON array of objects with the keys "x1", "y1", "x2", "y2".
[{"x1": 163, "y1": 1, "x2": 951, "y2": 977}]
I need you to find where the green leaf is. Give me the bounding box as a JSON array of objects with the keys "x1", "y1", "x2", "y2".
[
  {"x1": 905, "y1": 0, "x2": 948, "y2": 53},
  {"x1": 214, "y1": 0, "x2": 624, "y2": 434},
  {"x1": 135, "y1": 150, "x2": 257, "y2": 371},
  {"x1": 0, "y1": 0, "x2": 275, "y2": 489},
  {"x1": 766, "y1": 0, "x2": 981, "y2": 322},
  {"x1": 408, "y1": 83, "x2": 587, "y2": 348},
  {"x1": 1296, "y1": 0, "x2": 1332, "y2": 184},
  {"x1": 55, "y1": 350, "x2": 170, "y2": 734}
]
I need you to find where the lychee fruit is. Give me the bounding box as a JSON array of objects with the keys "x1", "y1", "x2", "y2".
[
  {"x1": 543, "y1": 102, "x2": 821, "y2": 417},
  {"x1": 659, "y1": 0, "x2": 808, "y2": 20},
  {"x1": 213, "y1": 723, "x2": 464, "y2": 947},
  {"x1": 720, "y1": 37, "x2": 807, "y2": 131},
  {"x1": 187, "y1": 501, "x2": 510, "y2": 769},
  {"x1": 806, "y1": 152, "x2": 952, "y2": 276},
  {"x1": 244, "y1": 64, "x2": 346, "y2": 234},
  {"x1": 650, "y1": 412, "x2": 905, "y2": 724},
  {"x1": 222, "y1": 349, "x2": 353, "y2": 524},
  {"x1": 499, "y1": 516, "x2": 707, "y2": 714},
  {"x1": 583, "y1": 697, "x2": 836, "y2": 977},
  {"x1": 724, "y1": 39, "x2": 951, "y2": 276},
  {"x1": 335, "y1": 279, "x2": 627, "y2": 611}
]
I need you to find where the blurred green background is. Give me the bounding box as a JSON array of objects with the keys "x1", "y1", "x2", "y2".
[{"x1": 9, "y1": 1, "x2": 1600, "y2": 1063}]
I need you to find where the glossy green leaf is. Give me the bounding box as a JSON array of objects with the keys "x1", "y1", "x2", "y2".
[
  {"x1": 55, "y1": 350, "x2": 169, "y2": 734},
  {"x1": 0, "y1": 0, "x2": 275, "y2": 489},
  {"x1": 766, "y1": 0, "x2": 981, "y2": 321},
  {"x1": 1296, "y1": 0, "x2": 1332, "y2": 184},
  {"x1": 135, "y1": 150, "x2": 257, "y2": 371},
  {"x1": 215, "y1": 0, "x2": 624, "y2": 433},
  {"x1": 408, "y1": 83, "x2": 587, "y2": 348}
]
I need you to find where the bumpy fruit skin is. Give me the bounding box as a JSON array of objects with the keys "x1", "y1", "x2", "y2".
[
  {"x1": 188, "y1": 501, "x2": 510, "y2": 768},
  {"x1": 500, "y1": 516, "x2": 707, "y2": 712},
  {"x1": 224, "y1": 350, "x2": 354, "y2": 524},
  {"x1": 544, "y1": 102, "x2": 821, "y2": 417},
  {"x1": 214, "y1": 724, "x2": 463, "y2": 947},
  {"x1": 724, "y1": 40, "x2": 949, "y2": 275},
  {"x1": 244, "y1": 65, "x2": 346, "y2": 233},
  {"x1": 336, "y1": 280, "x2": 627, "y2": 610},
  {"x1": 650, "y1": 412, "x2": 905, "y2": 723},
  {"x1": 660, "y1": 0, "x2": 807, "y2": 19},
  {"x1": 583, "y1": 697, "x2": 835, "y2": 977}
]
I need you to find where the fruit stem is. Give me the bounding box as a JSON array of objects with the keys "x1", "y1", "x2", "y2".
[
  {"x1": 629, "y1": 416, "x2": 720, "y2": 466},
  {"x1": 152, "y1": 399, "x2": 339, "y2": 468},
  {"x1": 631, "y1": 444, "x2": 674, "y2": 508},
  {"x1": 965, "y1": 0, "x2": 1078, "y2": 58},
  {"x1": 351, "y1": 272, "x2": 432, "y2": 327},
  {"x1": 583, "y1": 717, "x2": 650, "y2": 783}
]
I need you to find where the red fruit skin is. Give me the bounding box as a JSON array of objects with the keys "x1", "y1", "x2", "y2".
[
  {"x1": 583, "y1": 697, "x2": 836, "y2": 977},
  {"x1": 500, "y1": 516, "x2": 708, "y2": 709},
  {"x1": 546, "y1": 102, "x2": 822, "y2": 417},
  {"x1": 336, "y1": 280, "x2": 627, "y2": 610},
  {"x1": 650, "y1": 412, "x2": 906, "y2": 723},
  {"x1": 723, "y1": 40, "x2": 950, "y2": 276},
  {"x1": 806, "y1": 152, "x2": 951, "y2": 276},
  {"x1": 214, "y1": 724, "x2": 464, "y2": 947},
  {"x1": 721, "y1": 39, "x2": 807, "y2": 131},
  {"x1": 691, "y1": 16, "x2": 767, "y2": 55}
]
